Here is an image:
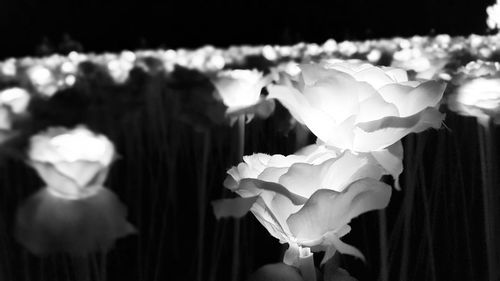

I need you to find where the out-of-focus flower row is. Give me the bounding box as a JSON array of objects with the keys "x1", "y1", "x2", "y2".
[
  {"x1": 1, "y1": 34, "x2": 500, "y2": 93},
  {"x1": 1, "y1": 34, "x2": 499, "y2": 126}
]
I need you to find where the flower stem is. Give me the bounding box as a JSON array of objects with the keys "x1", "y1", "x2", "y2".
[
  {"x1": 298, "y1": 248, "x2": 316, "y2": 281},
  {"x1": 231, "y1": 116, "x2": 245, "y2": 281},
  {"x1": 197, "y1": 131, "x2": 211, "y2": 281},
  {"x1": 477, "y1": 118, "x2": 498, "y2": 281},
  {"x1": 378, "y1": 209, "x2": 388, "y2": 281}
]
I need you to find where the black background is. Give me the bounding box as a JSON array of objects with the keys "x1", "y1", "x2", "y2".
[{"x1": 0, "y1": 0, "x2": 495, "y2": 59}]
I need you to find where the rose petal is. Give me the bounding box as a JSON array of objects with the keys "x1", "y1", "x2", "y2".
[
  {"x1": 251, "y1": 198, "x2": 290, "y2": 242},
  {"x1": 378, "y1": 80, "x2": 446, "y2": 117},
  {"x1": 238, "y1": 178, "x2": 307, "y2": 205},
  {"x1": 355, "y1": 94, "x2": 399, "y2": 123},
  {"x1": 53, "y1": 161, "x2": 104, "y2": 188},
  {"x1": 287, "y1": 178, "x2": 392, "y2": 241},
  {"x1": 299, "y1": 64, "x2": 349, "y2": 86},
  {"x1": 31, "y1": 161, "x2": 83, "y2": 199},
  {"x1": 303, "y1": 76, "x2": 360, "y2": 123},
  {"x1": 353, "y1": 107, "x2": 445, "y2": 152},
  {"x1": 212, "y1": 196, "x2": 260, "y2": 219},
  {"x1": 370, "y1": 141, "x2": 404, "y2": 190},
  {"x1": 267, "y1": 84, "x2": 338, "y2": 143},
  {"x1": 351, "y1": 67, "x2": 395, "y2": 89},
  {"x1": 278, "y1": 151, "x2": 382, "y2": 198},
  {"x1": 330, "y1": 234, "x2": 365, "y2": 262},
  {"x1": 382, "y1": 67, "x2": 409, "y2": 83},
  {"x1": 15, "y1": 187, "x2": 134, "y2": 255},
  {"x1": 258, "y1": 167, "x2": 289, "y2": 182}
]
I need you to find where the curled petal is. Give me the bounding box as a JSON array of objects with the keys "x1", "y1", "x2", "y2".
[
  {"x1": 278, "y1": 151, "x2": 381, "y2": 198},
  {"x1": 15, "y1": 187, "x2": 135, "y2": 255},
  {"x1": 370, "y1": 141, "x2": 404, "y2": 190},
  {"x1": 287, "y1": 178, "x2": 392, "y2": 242},
  {"x1": 330, "y1": 235, "x2": 365, "y2": 262},
  {"x1": 267, "y1": 84, "x2": 337, "y2": 143},
  {"x1": 356, "y1": 95, "x2": 399, "y2": 124},
  {"x1": 351, "y1": 67, "x2": 394, "y2": 89},
  {"x1": 226, "y1": 99, "x2": 276, "y2": 120},
  {"x1": 378, "y1": 80, "x2": 446, "y2": 117},
  {"x1": 237, "y1": 178, "x2": 307, "y2": 205},
  {"x1": 212, "y1": 196, "x2": 260, "y2": 219},
  {"x1": 303, "y1": 77, "x2": 360, "y2": 123},
  {"x1": 52, "y1": 161, "x2": 104, "y2": 188},
  {"x1": 353, "y1": 107, "x2": 445, "y2": 152}
]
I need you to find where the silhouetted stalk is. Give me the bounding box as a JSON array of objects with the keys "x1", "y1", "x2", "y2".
[
  {"x1": 231, "y1": 116, "x2": 245, "y2": 281},
  {"x1": 196, "y1": 130, "x2": 211, "y2": 281},
  {"x1": 477, "y1": 119, "x2": 497, "y2": 281},
  {"x1": 399, "y1": 134, "x2": 427, "y2": 281},
  {"x1": 418, "y1": 156, "x2": 436, "y2": 281},
  {"x1": 378, "y1": 210, "x2": 388, "y2": 281}
]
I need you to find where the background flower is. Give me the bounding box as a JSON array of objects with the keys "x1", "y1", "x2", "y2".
[
  {"x1": 447, "y1": 77, "x2": 500, "y2": 124},
  {"x1": 28, "y1": 125, "x2": 115, "y2": 199},
  {"x1": 0, "y1": 87, "x2": 30, "y2": 130},
  {"x1": 15, "y1": 125, "x2": 134, "y2": 255},
  {"x1": 211, "y1": 69, "x2": 275, "y2": 123}
]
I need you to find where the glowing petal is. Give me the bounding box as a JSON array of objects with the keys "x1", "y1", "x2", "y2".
[
  {"x1": 15, "y1": 188, "x2": 135, "y2": 255},
  {"x1": 351, "y1": 67, "x2": 394, "y2": 89},
  {"x1": 353, "y1": 107, "x2": 445, "y2": 152},
  {"x1": 212, "y1": 196, "x2": 260, "y2": 219},
  {"x1": 287, "y1": 178, "x2": 392, "y2": 242},
  {"x1": 304, "y1": 77, "x2": 360, "y2": 123},
  {"x1": 356, "y1": 95, "x2": 399, "y2": 123},
  {"x1": 378, "y1": 80, "x2": 446, "y2": 117},
  {"x1": 267, "y1": 84, "x2": 337, "y2": 142},
  {"x1": 370, "y1": 141, "x2": 404, "y2": 190}
]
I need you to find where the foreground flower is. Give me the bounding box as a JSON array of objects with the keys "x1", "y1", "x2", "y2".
[
  {"x1": 267, "y1": 61, "x2": 445, "y2": 152},
  {"x1": 15, "y1": 126, "x2": 134, "y2": 255},
  {"x1": 211, "y1": 69, "x2": 275, "y2": 123},
  {"x1": 212, "y1": 144, "x2": 392, "y2": 266}
]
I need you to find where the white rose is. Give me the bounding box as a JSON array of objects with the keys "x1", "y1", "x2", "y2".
[
  {"x1": 213, "y1": 144, "x2": 391, "y2": 266},
  {"x1": 0, "y1": 87, "x2": 31, "y2": 130},
  {"x1": 448, "y1": 77, "x2": 500, "y2": 124},
  {"x1": 267, "y1": 61, "x2": 445, "y2": 152},
  {"x1": 211, "y1": 69, "x2": 275, "y2": 122},
  {"x1": 28, "y1": 126, "x2": 115, "y2": 199}
]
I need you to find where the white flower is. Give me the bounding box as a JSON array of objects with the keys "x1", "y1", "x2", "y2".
[
  {"x1": 267, "y1": 61, "x2": 445, "y2": 152},
  {"x1": 28, "y1": 126, "x2": 115, "y2": 199},
  {"x1": 448, "y1": 77, "x2": 500, "y2": 124},
  {"x1": 0, "y1": 87, "x2": 30, "y2": 130},
  {"x1": 27, "y1": 65, "x2": 58, "y2": 97},
  {"x1": 213, "y1": 144, "x2": 392, "y2": 265},
  {"x1": 487, "y1": 0, "x2": 500, "y2": 30},
  {"x1": 211, "y1": 69, "x2": 275, "y2": 122}
]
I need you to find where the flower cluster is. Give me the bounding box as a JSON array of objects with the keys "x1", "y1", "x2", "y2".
[{"x1": 213, "y1": 60, "x2": 445, "y2": 280}]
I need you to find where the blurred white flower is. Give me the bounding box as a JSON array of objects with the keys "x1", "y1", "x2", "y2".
[
  {"x1": 27, "y1": 65, "x2": 58, "y2": 97},
  {"x1": 487, "y1": 0, "x2": 500, "y2": 30},
  {"x1": 107, "y1": 52, "x2": 136, "y2": 83},
  {"x1": 16, "y1": 125, "x2": 134, "y2": 255},
  {"x1": 212, "y1": 69, "x2": 275, "y2": 122},
  {"x1": 0, "y1": 87, "x2": 30, "y2": 130},
  {"x1": 448, "y1": 77, "x2": 500, "y2": 124},
  {"x1": 0, "y1": 87, "x2": 30, "y2": 114},
  {"x1": 29, "y1": 126, "x2": 115, "y2": 199}
]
